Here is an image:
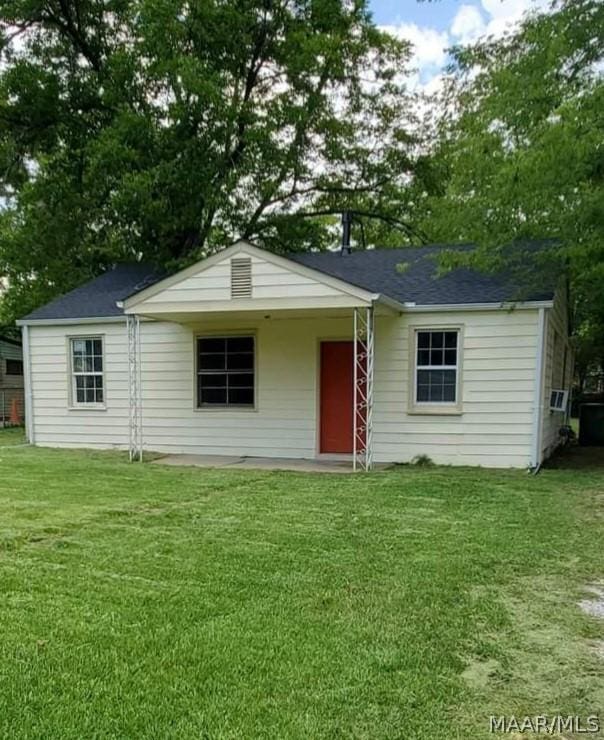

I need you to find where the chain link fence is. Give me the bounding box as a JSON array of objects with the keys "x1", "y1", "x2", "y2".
[{"x1": 0, "y1": 388, "x2": 25, "y2": 427}]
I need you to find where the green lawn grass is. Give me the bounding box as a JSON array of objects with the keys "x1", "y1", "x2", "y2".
[
  {"x1": 0, "y1": 425, "x2": 26, "y2": 446},
  {"x1": 0, "y1": 431, "x2": 603, "y2": 739}
]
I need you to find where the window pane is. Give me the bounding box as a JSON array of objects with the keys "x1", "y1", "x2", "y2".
[
  {"x1": 417, "y1": 369, "x2": 457, "y2": 403},
  {"x1": 93, "y1": 356, "x2": 103, "y2": 372},
  {"x1": 228, "y1": 352, "x2": 254, "y2": 371},
  {"x1": 72, "y1": 339, "x2": 86, "y2": 356},
  {"x1": 431, "y1": 332, "x2": 444, "y2": 348},
  {"x1": 92, "y1": 339, "x2": 103, "y2": 355},
  {"x1": 445, "y1": 332, "x2": 458, "y2": 348},
  {"x1": 95, "y1": 377, "x2": 104, "y2": 403},
  {"x1": 417, "y1": 350, "x2": 430, "y2": 366},
  {"x1": 444, "y1": 349, "x2": 457, "y2": 366},
  {"x1": 199, "y1": 353, "x2": 226, "y2": 370},
  {"x1": 417, "y1": 332, "x2": 430, "y2": 349},
  {"x1": 199, "y1": 337, "x2": 225, "y2": 354},
  {"x1": 228, "y1": 372, "x2": 254, "y2": 388},
  {"x1": 6, "y1": 359, "x2": 23, "y2": 375},
  {"x1": 416, "y1": 382, "x2": 431, "y2": 402},
  {"x1": 442, "y1": 383, "x2": 456, "y2": 402},
  {"x1": 200, "y1": 387, "x2": 227, "y2": 405},
  {"x1": 228, "y1": 387, "x2": 254, "y2": 405},
  {"x1": 227, "y1": 337, "x2": 254, "y2": 353},
  {"x1": 75, "y1": 375, "x2": 86, "y2": 403},
  {"x1": 200, "y1": 373, "x2": 227, "y2": 388},
  {"x1": 429, "y1": 349, "x2": 444, "y2": 366}
]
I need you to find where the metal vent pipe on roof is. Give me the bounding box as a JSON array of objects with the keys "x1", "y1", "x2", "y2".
[{"x1": 341, "y1": 211, "x2": 353, "y2": 255}]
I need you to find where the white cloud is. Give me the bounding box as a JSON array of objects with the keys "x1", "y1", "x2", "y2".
[
  {"x1": 381, "y1": 0, "x2": 555, "y2": 93},
  {"x1": 480, "y1": 0, "x2": 552, "y2": 37},
  {"x1": 451, "y1": 5, "x2": 486, "y2": 45},
  {"x1": 380, "y1": 22, "x2": 449, "y2": 83}
]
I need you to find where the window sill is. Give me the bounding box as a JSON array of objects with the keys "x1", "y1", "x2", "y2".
[
  {"x1": 407, "y1": 406, "x2": 463, "y2": 416},
  {"x1": 68, "y1": 405, "x2": 107, "y2": 412},
  {"x1": 194, "y1": 406, "x2": 258, "y2": 413}
]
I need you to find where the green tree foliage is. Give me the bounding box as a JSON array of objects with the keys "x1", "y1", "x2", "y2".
[
  {"x1": 0, "y1": 0, "x2": 417, "y2": 323},
  {"x1": 420, "y1": 0, "x2": 604, "y2": 352}
]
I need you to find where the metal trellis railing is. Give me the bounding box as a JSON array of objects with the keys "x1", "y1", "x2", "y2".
[
  {"x1": 127, "y1": 315, "x2": 143, "y2": 462},
  {"x1": 353, "y1": 306, "x2": 374, "y2": 472}
]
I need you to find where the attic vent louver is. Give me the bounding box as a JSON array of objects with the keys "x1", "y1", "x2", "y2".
[{"x1": 231, "y1": 257, "x2": 252, "y2": 298}]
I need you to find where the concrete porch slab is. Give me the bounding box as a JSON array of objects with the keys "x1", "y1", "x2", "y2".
[{"x1": 150, "y1": 454, "x2": 391, "y2": 474}]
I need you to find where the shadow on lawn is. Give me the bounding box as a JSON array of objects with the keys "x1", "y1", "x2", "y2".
[{"x1": 544, "y1": 445, "x2": 604, "y2": 470}]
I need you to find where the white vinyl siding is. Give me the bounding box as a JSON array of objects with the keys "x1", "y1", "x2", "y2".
[
  {"x1": 27, "y1": 307, "x2": 544, "y2": 468},
  {"x1": 28, "y1": 323, "x2": 129, "y2": 448},
  {"x1": 373, "y1": 309, "x2": 540, "y2": 467}
]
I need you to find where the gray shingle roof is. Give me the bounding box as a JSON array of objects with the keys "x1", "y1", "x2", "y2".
[
  {"x1": 21, "y1": 264, "x2": 161, "y2": 321},
  {"x1": 20, "y1": 243, "x2": 556, "y2": 322},
  {"x1": 289, "y1": 244, "x2": 555, "y2": 305}
]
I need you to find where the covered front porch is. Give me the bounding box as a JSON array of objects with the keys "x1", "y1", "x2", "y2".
[
  {"x1": 119, "y1": 240, "x2": 408, "y2": 471},
  {"x1": 125, "y1": 305, "x2": 381, "y2": 471}
]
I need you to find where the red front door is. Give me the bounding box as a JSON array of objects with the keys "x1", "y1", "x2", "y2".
[{"x1": 320, "y1": 341, "x2": 354, "y2": 453}]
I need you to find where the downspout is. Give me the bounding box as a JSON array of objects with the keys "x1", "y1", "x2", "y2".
[
  {"x1": 21, "y1": 324, "x2": 34, "y2": 444},
  {"x1": 531, "y1": 308, "x2": 547, "y2": 472}
]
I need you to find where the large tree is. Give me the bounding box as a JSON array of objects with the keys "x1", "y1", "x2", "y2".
[
  {"x1": 0, "y1": 0, "x2": 418, "y2": 323},
  {"x1": 419, "y1": 0, "x2": 604, "y2": 354}
]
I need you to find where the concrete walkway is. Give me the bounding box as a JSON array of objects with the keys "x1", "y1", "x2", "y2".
[{"x1": 151, "y1": 454, "x2": 391, "y2": 474}]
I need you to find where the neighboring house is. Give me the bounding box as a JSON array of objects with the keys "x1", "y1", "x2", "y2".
[
  {"x1": 0, "y1": 336, "x2": 24, "y2": 426},
  {"x1": 17, "y1": 241, "x2": 572, "y2": 469}
]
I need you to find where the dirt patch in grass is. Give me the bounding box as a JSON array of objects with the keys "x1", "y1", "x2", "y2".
[
  {"x1": 579, "y1": 584, "x2": 604, "y2": 620},
  {"x1": 457, "y1": 575, "x2": 604, "y2": 737}
]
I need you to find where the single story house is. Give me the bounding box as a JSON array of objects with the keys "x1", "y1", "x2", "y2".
[
  {"x1": 0, "y1": 335, "x2": 24, "y2": 426},
  {"x1": 17, "y1": 240, "x2": 572, "y2": 469}
]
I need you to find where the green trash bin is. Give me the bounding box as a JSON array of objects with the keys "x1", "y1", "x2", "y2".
[{"x1": 579, "y1": 404, "x2": 604, "y2": 446}]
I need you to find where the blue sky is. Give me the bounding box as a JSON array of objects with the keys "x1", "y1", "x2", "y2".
[
  {"x1": 370, "y1": 0, "x2": 466, "y2": 30},
  {"x1": 368, "y1": 0, "x2": 549, "y2": 86}
]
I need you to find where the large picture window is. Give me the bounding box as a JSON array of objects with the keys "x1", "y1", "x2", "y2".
[
  {"x1": 415, "y1": 329, "x2": 459, "y2": 405},
  {"x1": 197, "y1": 336, "x2": 255, "y2": 407},
  {"x1": 70, "y1": 337, "x2": 104, "y2": 405}
]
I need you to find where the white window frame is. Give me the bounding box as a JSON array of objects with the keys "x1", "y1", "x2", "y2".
[
  {"x1": 195, "y1": 333, "x2": 257, "y2": 410},
  {"x1": 409, "y1": 326, "x2": 463, "y2": 415},
  {"x1": 68, "y1": 335, "x2": 106, "y2": 409}
]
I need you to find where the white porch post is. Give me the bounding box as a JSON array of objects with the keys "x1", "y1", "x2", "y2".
[
  {"x1": 127, "y1": 315, "x2": 143, "y2": 462},
  {"x1": 353, "y1": 306, "x2": 374, "y2": 471}
]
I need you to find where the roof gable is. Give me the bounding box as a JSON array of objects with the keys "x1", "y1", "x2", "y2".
[{"x1": 123, "y1": 241, "x2": 374, "y2": 313}]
